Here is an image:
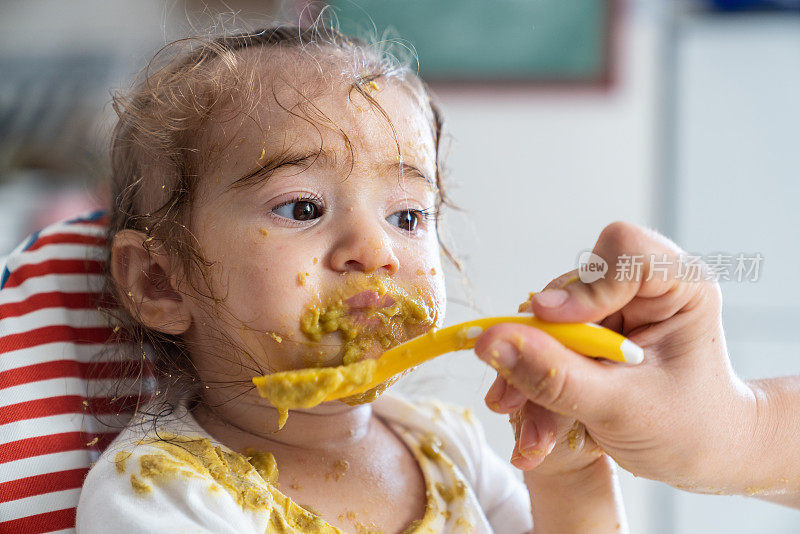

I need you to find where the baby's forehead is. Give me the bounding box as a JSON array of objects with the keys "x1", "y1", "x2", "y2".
[{"x1": 199, "y1": 47, "x2": 436, "y2": 171}]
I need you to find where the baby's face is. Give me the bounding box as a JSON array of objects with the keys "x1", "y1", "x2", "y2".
[{"x1": 180, "y1": 55, "x2": 445, "y2": 392}]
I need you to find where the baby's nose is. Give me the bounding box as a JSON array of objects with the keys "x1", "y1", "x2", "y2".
[{"x1": 329, "y1": 214, "x2": 399, "y2": 275}]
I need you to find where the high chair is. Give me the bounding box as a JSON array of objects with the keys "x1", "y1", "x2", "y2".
[{"x1": 0, "y1": 212, "x2": 151, "y2": 534}]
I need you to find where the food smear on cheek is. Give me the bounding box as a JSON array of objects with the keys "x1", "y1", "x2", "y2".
[{"x1": 254, "y1": 276, "x2": 438, "y2": 427}]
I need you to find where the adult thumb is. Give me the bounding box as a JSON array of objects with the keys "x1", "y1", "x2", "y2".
[{"x1": 530, "y1": 221, "x2": 689, "y2": 325}]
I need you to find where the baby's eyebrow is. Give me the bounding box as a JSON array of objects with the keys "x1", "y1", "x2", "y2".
[
  {"x1": 227, "y1": 149, "x2": 334, "y2": 191},
  {"x1": 387, "y1": 162, "x2": 435, "y2": 189},
  {"x1": 226, "y1": 150, "x2": 434, "y2": 191}
]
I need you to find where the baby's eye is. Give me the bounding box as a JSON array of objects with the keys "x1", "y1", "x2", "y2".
[
  {"x1": 387, "y1": 209, "x2": 422, "y2": 232},
  {"x1": 272, "y1": 199, "x2": 322, "y2": 221}
]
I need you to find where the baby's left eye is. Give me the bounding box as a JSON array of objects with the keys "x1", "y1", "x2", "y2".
[{"x1": 387, "y1": 209, "x2": 423, "y2": 232}]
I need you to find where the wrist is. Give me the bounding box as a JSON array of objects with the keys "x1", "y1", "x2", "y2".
[
  {"x1": 525, "y1": 455, "x2": 628, "y2": 533},
  {"x1": 739, "y1": 378, "x2": 800, "y2": 499},
  {"x1": 525, "y1": 454, "x2": 615, "y2": 496},
  {"x1": 675, "y1": 378, "x2": 784, "y2": 496}
]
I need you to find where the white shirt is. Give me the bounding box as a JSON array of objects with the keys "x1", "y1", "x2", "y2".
[{"x1": 76, "y1": 395, "x2": 532, "y2": 534}]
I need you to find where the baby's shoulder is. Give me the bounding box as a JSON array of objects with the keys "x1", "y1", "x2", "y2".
[
  {"x1": 84, "y1": 430, "x2": 241, "y2": 493},
  {"x1": 76, "y1": 422, "x2": 270, "y2": 534}
]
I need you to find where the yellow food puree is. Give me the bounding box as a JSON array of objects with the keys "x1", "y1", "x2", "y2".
[
  {"x1": 254, "y1": 276, "x2": 436, "y2": 427},
  {"x1": 117, "y1": 433, "x2": 450, "y2": 533},
  {"x1": 298, "y1": 277, "x2": 430, "y2": 366},
  {"x1": 255, "y1": 359, "x2": 378, "y2": 424}
]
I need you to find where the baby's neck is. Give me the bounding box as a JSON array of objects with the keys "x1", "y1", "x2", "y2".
[{"x1": 191, "y1": 392, "x2": 374, "y2": 452}]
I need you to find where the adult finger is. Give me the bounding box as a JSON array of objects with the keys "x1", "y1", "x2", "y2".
[
  {"x1": 485, "y1": 374, "x2": 527, "y2": 414},
  {"x1": 511, "y1": 401, "x2": 558, "y2": 471},
  {"x1": 474, "y1": 323, "x2": 621, "y2": 422}
]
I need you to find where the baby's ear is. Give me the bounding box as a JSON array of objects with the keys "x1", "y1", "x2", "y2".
[{"x1": 110, "y1": 229, "x2": 192, "y2": 335}]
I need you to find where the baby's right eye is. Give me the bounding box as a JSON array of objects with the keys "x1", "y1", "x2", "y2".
[{"x1": 272, "y1": 199, "x2": 323, "y2": 221}]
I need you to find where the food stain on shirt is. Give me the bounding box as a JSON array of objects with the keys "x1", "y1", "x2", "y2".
[
  {"x1": 115, "y1": 450, "x2": 132, "y2": 474},
  {"x1": 114, "y1": 431, "x2": 455, "y2": 533},
  {"x1": 130, "y1": 473, "x2": 151, "y2": 495},
  {"x1": 245, "y1": 448, "x2": 279, "y2": 485},
  {"x1": 434, "y1": 482, "x2": 455, "y2": 503},
  {"x1": 419, "y1": 434, "x2": 444, "y2": 461},
  {"x1": 118, "y1": 435, "x2": 342, "y2": 533},
  {"x1": 460, "y1": 408, "x2": 476, "y2": 424}
]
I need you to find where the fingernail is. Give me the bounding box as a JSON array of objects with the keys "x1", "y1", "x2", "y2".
[
  {"x1": 497, "y1": 383, "x2": 526, "y2": 412},
  {"x1": 485, "y1": 377, "x2": 506, "y2": 408},
  {"x1": 519, "y1": 448, "x2": 544, "y2": 459},
  {"x1": 532, "y1": 288, "x2": 569, "y2": 308},
  {"x1": 518, "y1": 418, "x2": 540, "y2": 452},
  {"x1": 517, "y1": 292, "x2": 536, "y2": 313},
  {"x1": 484, "y1": 341, "x2": 518, "y2": 371},
  {"x1": 522, "y1": 435, "x2": 555, "y2": 459}
]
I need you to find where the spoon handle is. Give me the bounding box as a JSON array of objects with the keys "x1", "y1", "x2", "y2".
[{"x1": 325, "y1": 315, "x2": 643, "y2": 401}]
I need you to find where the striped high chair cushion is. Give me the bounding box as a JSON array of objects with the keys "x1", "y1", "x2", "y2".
[{"x1": 0, "y1": 212, "x2": 151, "y2": 534}]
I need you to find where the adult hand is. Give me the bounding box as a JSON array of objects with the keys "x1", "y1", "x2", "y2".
[{"x1": 475, "y1": 222, "x2": 772, "y2": 496}]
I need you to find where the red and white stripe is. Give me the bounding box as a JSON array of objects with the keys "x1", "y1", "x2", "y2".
[{"x1": 0, "y1": 214, "x2": 152, "y2": 534}]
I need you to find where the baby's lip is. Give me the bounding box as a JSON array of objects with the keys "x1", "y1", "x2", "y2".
[{"x1": 345, "y1": 290, "x2": 396, "y2": 311}]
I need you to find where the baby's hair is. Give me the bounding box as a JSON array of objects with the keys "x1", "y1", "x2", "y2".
[{"x1": 98, "y1": 21, "x2": 457, "y2": 422}]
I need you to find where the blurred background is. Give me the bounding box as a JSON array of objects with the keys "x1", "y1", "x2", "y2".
[{"x1": 1, "y1": 0, "x2": 799, "y2": 531}]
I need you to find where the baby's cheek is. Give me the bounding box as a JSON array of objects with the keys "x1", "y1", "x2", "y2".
[
  {"x1": 415, "y1": 246, "x2": 446, "y2": 317},
  {"x1": 226, "y1": 261, "x2": 314, "y2": 349},
  {"x1": 229, "y1": 262, "x2": 294, "y2": 323},
  {"x1": 189, "y1": 230, "x2": 253, "y2": 300}
]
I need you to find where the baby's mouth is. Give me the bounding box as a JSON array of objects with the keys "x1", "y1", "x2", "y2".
[
  {"x1": 344, "y1": 291, "x2": 397, "y2": 327},
  {"x1": 345, "y1": 290, "x2": 396, "y2": 310},
  {"x1": 298, "y1": 277, "x2": 435, "y2": 366}
]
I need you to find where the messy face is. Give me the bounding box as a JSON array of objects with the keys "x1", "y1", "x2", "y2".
[{"x1": 179, "y1": 51, "x2": 446, "y2": 406}]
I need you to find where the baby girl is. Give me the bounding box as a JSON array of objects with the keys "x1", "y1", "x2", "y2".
[{"x1": 76, "y1": 24, "x2": 627, "y2": 533}]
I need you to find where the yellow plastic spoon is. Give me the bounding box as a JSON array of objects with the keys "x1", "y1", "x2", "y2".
[{"x1": 252, "y1": 315, "x2": 643, "y2": 413}]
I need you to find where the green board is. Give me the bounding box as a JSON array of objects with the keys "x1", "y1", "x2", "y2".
[{"x1": 332, "y1": 0, "x2": 612, "y2": 82}]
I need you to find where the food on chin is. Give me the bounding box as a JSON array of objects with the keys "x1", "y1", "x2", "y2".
[{"x1": 253, "y1": 276, "x2": 437, "y2": 428}]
